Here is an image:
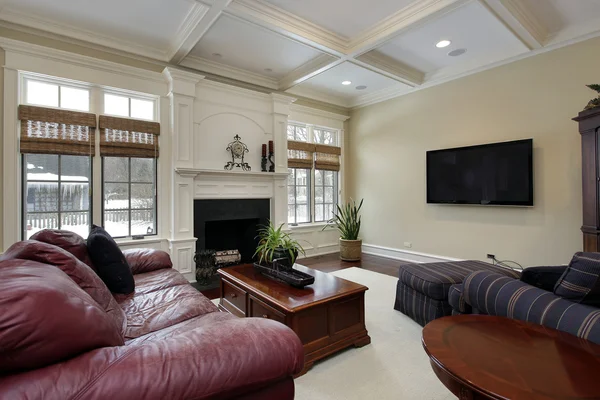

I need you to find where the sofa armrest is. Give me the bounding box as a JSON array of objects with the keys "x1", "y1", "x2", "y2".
[
  {"x1": 122, "y1": 248, "x2": 173, "y2": 274},
  {"x1": 0, "y1": 317, "x2": 304, "y2": 400},
  {"x1": 463, "y1": 270, "x2": 600, "y2": 345},
  {"x1": 520, "y1": 265, "x2": 568, "y2": 291}
]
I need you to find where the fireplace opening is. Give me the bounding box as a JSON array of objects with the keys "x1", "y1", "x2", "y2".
[{"x1": 194, "y1": 199, "x2": 270, "y2": 263}]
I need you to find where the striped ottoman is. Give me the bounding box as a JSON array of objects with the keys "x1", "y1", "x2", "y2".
[{"x1": 393, "y1": 260, "x2": 520, "y2": 326}]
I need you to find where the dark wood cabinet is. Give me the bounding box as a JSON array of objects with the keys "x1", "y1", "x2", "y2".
[{"x1": 574, "y1": 107, "x2": 600, "y2": 251}]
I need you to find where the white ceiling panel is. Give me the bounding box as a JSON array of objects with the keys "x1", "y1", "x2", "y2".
[
  {"x1": 1, "y1": 0, "x2": 196, "y2": 51},
  {"x1": 521, "y1": 0, "x2": 600, "y2": 34},
  {"x1": 375, "y1": 1, "x2": 528, "y2": 76},
  {"x1": 262, "y1": 0, "x2": 416, "y2": 39},
  {"x1": 188, "y1": 14, "x2": 326, "y2": 79},
  {"x1": 294, "y1": 62, "x2": 411, "y2": 101}
]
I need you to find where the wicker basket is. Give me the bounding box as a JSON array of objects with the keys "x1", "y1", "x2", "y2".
[{"x1": 339, "y1": 239, "x2": 362, "y2": 261}]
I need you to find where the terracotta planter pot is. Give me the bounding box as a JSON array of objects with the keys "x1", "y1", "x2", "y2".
[{"x1": 339, "y1": 239, "x2": 362, "y2": 261}]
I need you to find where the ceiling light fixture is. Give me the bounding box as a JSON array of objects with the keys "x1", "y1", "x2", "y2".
[
  {"x1": 342, "y1": 81, "x2": 352, "y2": 85},
  {"x1": 355, "y1": 85, "x2": 367, "y2": 90},
  {"x1": 435, "y1": 40, "x2": 451, "y2": 48},
  {"x1": 212, "y1": 53, "x2": 222, "y2": 58}
]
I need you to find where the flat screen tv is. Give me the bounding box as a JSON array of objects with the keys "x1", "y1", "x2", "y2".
[{"x1": 426, "y1": 139, "x2": 533, "y2": 206}]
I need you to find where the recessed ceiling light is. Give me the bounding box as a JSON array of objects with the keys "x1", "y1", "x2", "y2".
[
  {"x1": 435, "y1": 40, "x2": 451, "y2": 48},
  {"x1": 342, "y1": 81, "x2": 352, "y2": 85},
  {"x1": 212, "y1": 53, "x2": 222, "y2": 58},
  {"x1": 448, "y1": 48, "x2": 467, "y2": 57},
  {"x1": 355, "y1": 85, "x2": 367, "y2": 90},
  {"x1": 264, "y1": 68, "x2": 273, "y2": 72}
]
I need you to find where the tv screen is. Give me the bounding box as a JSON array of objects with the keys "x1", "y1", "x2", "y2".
[{"x1": 426, "y1": 139, "x2": 533, "y2": 206}]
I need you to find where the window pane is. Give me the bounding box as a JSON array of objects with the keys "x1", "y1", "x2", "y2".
[
  {"x1": 296, "y1": 169, "x2": 307, "y2": 185},
  {"x1": 296, "y1": 186, "x2": 308, "y2": 205},
  {"x1": 315, "y1": 186, "x2": 324, "y2": 204},
  {"x1": 27, "y1": 80, "x2": 59, "y2": 107},
  {"x1": 25, "y1": 212, "x2": 59, "y2": 239},
  {"x1": 296, "y1": 205, "x2": 309, "y2": 223},
  {"x1": 295, "y1": 127, "x2": 308, "y2": 142},
  {"x1": 287, "y1": 185, "x2": 295, "y2": 205},
  {"x1": 60, "y1": 183, "x2": 90, "y2": 211},
  {"x1": 61, "y1": 156, "x2": 90, "y2": 182},
  {"x1": 26, "y1": 154, "x2": 59, "y2": 181},
  {"x1": 131, "y1": 183, "x2": 154, "y2": 209},
  {"x1": 131, "y1": 209, "x2": 155, "y2": 236},
  {"x1": 324, "y1": 171, "x2": 334, "y2": 186},
  {"x1": 287, "y1": 168, "x2": 295, "y2": 185},
  {"x1": 131, "y1": 158, "x2": 154, "y2": 182},
  {"x1": 324, "y1": 204, "x2": 334, "y2": 221},
  {"x1": 104, "y1": 93, "x2": 129, "y2": 117},
  {"x1": 60, "y1": 86, "x2": 90, "y2": 111},
  {"x1": 325, "y1": 187, "x2": 334, "y2": 203},
  {"x1": 288, "y1": 205, "x2": 295, "y2": 224},
  {"x1": 26, "y1": 182, "x2": 59, "y2": 212},
  {"x1": 104, "y1": 157, "x2": 129, "y2": 182},
  {"x1": 287, "y1": 126, "x2": 295, "y2": 140},
  {"x1": 104, "y1": 183, "x2": 129, "y2": 209},
  {"x1": 61, "y1": 211, "x2": 90, "y2": 238},
  {"x1": 131, "y1": 98, "x2": 154, "y2": 120},
  {"x1": 315, "y1": 204, "x2": 324, "y2": 222},
  {"x1": 315, "y1": 169, "x2": 323, "y2": 186},
  {"x1": 104, "y1": 210, "x2": 129, "y2": 238}
]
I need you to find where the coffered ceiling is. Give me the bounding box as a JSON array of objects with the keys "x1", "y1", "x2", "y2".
[{"x1": 0, "y1": 0, "x2": 599, "y2": 108}]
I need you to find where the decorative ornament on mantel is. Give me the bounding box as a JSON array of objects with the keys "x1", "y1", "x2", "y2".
[
  {"x1": 224, "y1": 134, "x2": 251, "y2": 171},
  {"x1": 584, "y1": 84, "x2": 600, "y2": 110}
]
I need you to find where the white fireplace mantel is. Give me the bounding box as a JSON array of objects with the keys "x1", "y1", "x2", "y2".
[{"x1": 174, "y1": 168, "x2": 289, "y2": 179}]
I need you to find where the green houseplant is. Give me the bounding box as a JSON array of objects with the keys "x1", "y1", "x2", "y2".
[
  {"x1": 254, "y1": 221, "x2": 306, "y2": 268},
  {"x1": 323, "y1": 198, "x2": 364, "y2": 261}
]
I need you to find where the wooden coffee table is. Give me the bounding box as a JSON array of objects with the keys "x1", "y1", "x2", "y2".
[
  {"x1": 218, "y1": 264, "x2": 371, "y2": 376},
  {"x1": 422, "y1": 315, "x2": 600, "y2": 399}
]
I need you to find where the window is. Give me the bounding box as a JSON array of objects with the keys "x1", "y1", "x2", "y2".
[
  {"x1": 20, "y1": 75, "x2": 159, "y2": 240},
  {"x1": 103, "y1": 157, "x2": 156, "y2": 238},
  {"x1": 287, "y1": 124, "x2": 341, "y2": 225},
  {"x1": 23, "y1": 154, "x2": 91, "y2": 239}
]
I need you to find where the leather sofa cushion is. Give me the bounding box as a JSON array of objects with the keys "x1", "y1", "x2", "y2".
[
  {"x1": 30, "y1": 229, "x2": 95, "y2": 271},
  {"x1": 123, "y1": 248, "x2": 173, "y2": 274},
  {"x1": 0, "y1": 240, "x2": 127, "y2": 336},
  {"x1": 87, "y1": 225, "x2": 134, "y2": 294},
  {"x1": 0, "y1": 259, "x2": 124, "y2": 373}
]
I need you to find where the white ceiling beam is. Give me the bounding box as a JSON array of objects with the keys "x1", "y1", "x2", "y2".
[
  {"x1": 355, "y1": 52, "x2": 424, "y2": 86},
  {"x1": 479, "y1": 0, "x2": 547, "y2": 50},
  {"x1": 278, "y1": 54, "x2": 342, "y2": 91},
  {"x1": 168, "y1": 0, "x2": 232, "y2": 64}
]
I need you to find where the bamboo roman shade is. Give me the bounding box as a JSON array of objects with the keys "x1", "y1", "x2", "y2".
[
  {"x1": 99, "y1": 115, "x2": 160, "y2": 158},
  {"x1": 287, "y1": 140, "x2": 315, "y2": 169},
  {"x1": 314, "y1": 144, "x2": 342, "y2": 171},
  {"x1": 18, "y1": 105, "x2": 96, "y2": 156}
]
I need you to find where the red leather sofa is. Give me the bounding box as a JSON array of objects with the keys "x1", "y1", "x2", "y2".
[{"x1": 0, "y1": 230, "x2": 304, "y2": 399}]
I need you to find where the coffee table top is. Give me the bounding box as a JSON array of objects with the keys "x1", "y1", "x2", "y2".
[
  {"x1": 218, "y1": 264, "x2": 367, "y2": 313},
  {"x1": 422, "y1": 315, "x2": 600, "y2": 400}
]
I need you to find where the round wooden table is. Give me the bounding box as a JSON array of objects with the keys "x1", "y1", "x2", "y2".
[{"x1": 422, "y1": 315, "x2": 600, "y2": 400}]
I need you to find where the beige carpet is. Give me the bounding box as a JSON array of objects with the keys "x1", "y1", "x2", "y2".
[{"x1": 294, "y1": 267, "x2": 453, "y2": 400}]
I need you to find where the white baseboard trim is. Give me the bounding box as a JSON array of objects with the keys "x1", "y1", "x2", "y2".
[{"x1": 362, "y1": 243, "x2": 463, "y2": 264}]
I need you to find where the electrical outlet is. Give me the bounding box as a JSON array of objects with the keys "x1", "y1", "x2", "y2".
[
  {"x1": 404, "y1": 242, "x2": 412, "y2": 248},
  {"x1": 487, "y1": 254, "x2": 496, "y2": 260}
]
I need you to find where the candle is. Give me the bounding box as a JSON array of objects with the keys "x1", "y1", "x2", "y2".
[
  {"x1": 262, "y1": 144, "x2": 267, "y2": 157},
  {"x1": 268, "y1": 140, "x2": 274, "y2": 153}
]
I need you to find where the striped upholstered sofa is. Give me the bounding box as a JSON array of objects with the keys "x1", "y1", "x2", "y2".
[{"x1": 449, "y1": 253, "x2": 600, "y2": 345}]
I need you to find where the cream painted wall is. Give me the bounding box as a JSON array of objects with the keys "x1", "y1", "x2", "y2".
[{"x1": 349, "y1": 37, "x2": 600, "y2": 266}]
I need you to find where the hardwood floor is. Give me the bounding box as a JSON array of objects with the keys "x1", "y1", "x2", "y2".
[{"x1": 201, "y1": 252, "x2": 403, "y2": 300}]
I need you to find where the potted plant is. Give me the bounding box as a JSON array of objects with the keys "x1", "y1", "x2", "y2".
[
  {"x1": 324, "y1": 199, "x2": 364, "y2": 261},
  {"x1": 254, "y1": 221, "x2": 306, "y2": 270}
]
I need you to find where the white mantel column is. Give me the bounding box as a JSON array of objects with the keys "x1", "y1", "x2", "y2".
[
  {"x1": 163, "y1": 67, "x2": 204, "y2": 280},
  {"x1": 271, "y1": 93, "x2": 296, "y2": 229}
]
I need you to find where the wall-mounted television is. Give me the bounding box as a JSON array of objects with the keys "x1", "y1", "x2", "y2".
[{"x1": 426, "y1": 139, "x2": 533, "y2": 206}]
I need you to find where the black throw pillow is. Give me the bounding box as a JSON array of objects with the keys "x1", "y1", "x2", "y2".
[
  {"x1": 520, "y1": 266, "x2": 568, "y2": 292},
  {"x1": 87, "y1": 225, "x2": 134, "y2": 294}
]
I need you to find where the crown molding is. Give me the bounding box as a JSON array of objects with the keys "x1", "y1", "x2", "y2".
[
  {"x1": 278, "y1": 54, "x2": 341, "y2": 90},
  {"x1": 271, "y1": 92, "x2": 297, "y2": 105},
  {"x1": 0, "y1": 7, "x2": 169, "y2": 61},
  {"x1": 180, "y1": 54, "x2": 279, "y2": 89},
  {"x1": 167, "y1": 2, "x2": 211, "y2": 62},
  {"x1": 347, "y1": 0, "x2": 469, "y2": 56},
  {"x1": 355, "y1": 52, "x2": 424, "y2": 86},
  {"x1": 163, "y1": 67, "x2": 205, "y2": 96},
  {"x1": 285, "y1": 86, "x2": 350, "y2": 108},
  {"x1": 198, "y1": 78, "x2": 275, "y2": 102},
  {"x1": 227, "y1": 0, "x2": 348, "y2": 55},
  {"x1": 290, "y1": 103, "x2": 350, "y2": 122},
  {"x1": 0, "y1": 37, "x2": 166, "y2": 84}
]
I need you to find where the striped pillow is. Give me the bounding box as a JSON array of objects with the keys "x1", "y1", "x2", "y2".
[{"x1": 554, "y1": 252, "x2": 600, "y2": 306}]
